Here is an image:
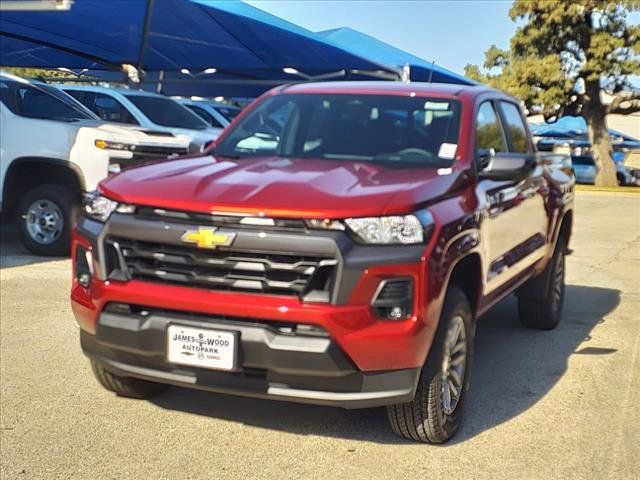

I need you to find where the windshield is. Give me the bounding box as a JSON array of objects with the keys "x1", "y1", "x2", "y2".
[
  {"x1": 0, "y1": 78, "x2": 97, "y2": 121},
  {"x1": 213, "y1": 105, "x2": 241, "y2": 122},
  {"x1": 215, "y1": 93, "x2": 461, "y2": 167},
  {"x1": 125, "y1": 94, "x2": 209, "y2": 130}
]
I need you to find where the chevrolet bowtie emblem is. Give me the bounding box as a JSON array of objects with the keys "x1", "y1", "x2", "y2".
[{"x1": 180, "y1": 227, "x2": 236, "y2": 249}]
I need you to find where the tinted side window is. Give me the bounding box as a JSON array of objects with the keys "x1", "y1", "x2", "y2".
[
  {"x1": 65, "y1": 90, "x2": 85, "y2": 104},
  {"x1": 500, "y1": 101, "x2": 529, "y2": 153},
  {"x1": 91, "y1": 93, "x2": 138, "y2": 125},
  {"x1": 188, "y1": 105, "x2": 224, "y2": 128},
  {"x1": 0, "y1": 82, "x2": 88, "y2": 120},
  {"x1": 476, "y1": 101, "x2": 507, "y2": 153}
]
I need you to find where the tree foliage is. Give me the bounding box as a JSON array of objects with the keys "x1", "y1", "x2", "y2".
[
  {"x1": 465, "y1": 2, "x2": 640, "y2": 186},
  {"x1": 2, "y1": 67, "x2": 77, "y2": 81},
  {"x1": 466, "y1": 1, "x2": 639, "y2": 118}
]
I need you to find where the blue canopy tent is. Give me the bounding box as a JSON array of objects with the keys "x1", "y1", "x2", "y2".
[
  {"x1": 0, "y1": 0, "x2": 477, "y2": 96},
  {"x1": 0, "y1": 0, "x2": 400, "y2": 97},
  {"x1": 317, "y1": 27, "x2": 474, "y2": 85},
  {"x1": 530, "y1": 116, "x2": 640, "y2": 149}
]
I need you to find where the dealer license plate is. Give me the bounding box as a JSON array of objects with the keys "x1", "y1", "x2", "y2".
[{"x1": 167, "y1": 325, "x2": 237, "y2": 371}]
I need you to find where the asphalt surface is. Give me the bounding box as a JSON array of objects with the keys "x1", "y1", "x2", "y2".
[{"x1": 1, "y1": 192, "x2": 639, "y2": 480}]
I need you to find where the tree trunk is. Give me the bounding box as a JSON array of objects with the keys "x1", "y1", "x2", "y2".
[{"x1": 583, "y1": 82, "x2": 618, "y2": 187}]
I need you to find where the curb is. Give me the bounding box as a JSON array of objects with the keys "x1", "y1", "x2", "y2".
[{"x1": 575, "y1": 185, "x2": 639, "y2": 195}]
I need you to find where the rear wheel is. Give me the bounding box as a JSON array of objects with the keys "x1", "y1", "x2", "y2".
[
  {"x1": 387, "y1": 287, "x2": 473, "y2": 443},
  {"x1": 91, "y1": 361, "x2": 169, "y2": 399},
  {"x1": 16, "y1": 184, "x2": 78, "y2": 256},
  {"x1": 517, "y1": 237, "x2": 566, "y2": 330}
]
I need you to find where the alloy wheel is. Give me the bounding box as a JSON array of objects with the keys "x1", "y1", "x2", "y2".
[
  {"x1": 441, "y1": 314, "x2": 467, "y2": 415},
  {"x1": 24, "y1": 199, "x2": 64, "y2": 245}
]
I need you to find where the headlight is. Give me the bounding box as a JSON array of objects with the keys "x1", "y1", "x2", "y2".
[
  {"x1": 344, "y1": 214, "x2": 427, "y2": 244},
  {"x1": 83, "y1": 192, "x2": 123, "y2": 222},
  {"x1": 95, "y1": 139, "x2": 136, "y2": 151}
]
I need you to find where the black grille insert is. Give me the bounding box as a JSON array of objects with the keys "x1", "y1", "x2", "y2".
[
  {"x1": 134, "y1": 206, "x2": 307, "y2": 231},
  {"x1": 105, "y1": 237, "x2": 337, "y2": 298}
]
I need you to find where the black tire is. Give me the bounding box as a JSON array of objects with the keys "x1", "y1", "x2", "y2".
[
  {"x1": 15, "y1": 184, "x2": 78, "y2": 256},
  {"x1": 517, "y1": 236, "x2": 566, "y2": 330},
  {"x1": 387, "y1": 287, "x2": 474, "y2": 443},
  {"x1": 91, "y1": 361, "x2": 169, "y2": 399}
]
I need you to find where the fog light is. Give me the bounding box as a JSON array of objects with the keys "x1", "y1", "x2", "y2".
[
  {"x1": 75, "y1": 246, "x2": 93, "y2": 288},
  {"x1": 371, "y1": 278, "x2": 413, "y2": 321},
  {"x1": 388, "y1": 306, "x2": 406, "y2": 320},
  {"x1": 78, "y1": 273, "x2": 91, "y2": 288}
]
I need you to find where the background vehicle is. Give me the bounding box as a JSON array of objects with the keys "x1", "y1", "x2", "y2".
[
  {"x1": 178, "y1": 99, "x2": 242, "y2": 129},
  {"x1": 59, "y1": 85, "x2": 223, "y2": 149},
  {"x1": 532, "y1": 117, "x2": 640, "y2": 186},
  {"x1": 0, "y1": 73, "x2": 189, "y2": 255},
  {"x1": 72, "y1": 82, "x2": 574, "y2": 444},
  {"x1": 536, "y1": 140, "x2": 640, "y2": 186}
]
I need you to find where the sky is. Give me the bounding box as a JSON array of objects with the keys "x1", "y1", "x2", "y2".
[{"x1": 245, "y1": 0, "x2": 517, "y2": 75}]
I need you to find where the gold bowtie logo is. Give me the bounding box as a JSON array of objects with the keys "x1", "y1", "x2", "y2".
[{"x1": 180, "y1": 227, "x2": 236, "y2": 249}]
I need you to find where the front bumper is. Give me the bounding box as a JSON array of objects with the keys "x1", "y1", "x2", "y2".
[
  {"x1": 82, "y1": 307, "x2": 420, "y2": 408},
  {"x1": 72, "y1": 212, "x2": 438, "y2": 408}
]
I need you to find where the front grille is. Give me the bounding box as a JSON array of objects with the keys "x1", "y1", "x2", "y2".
[
  {"x1": 105, "y1": 236, "x2": 337, "y2": 298},
  {"x1": 130, "y1": 144, "x2": 188, "y2": 161},
  {"x1": 109, "y1": 145, "x2": 189, "y2": 172}
]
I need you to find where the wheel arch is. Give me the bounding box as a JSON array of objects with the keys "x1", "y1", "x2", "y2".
[
  {"x1": 2, "y1": 157, "x2": 85, "y2": 215},
  {"x1": 445, "y1": 252, "x2": 482, "y2": 319},
  {"x1": 557, "y1": 210, "x2": 573, "y2": 251}
]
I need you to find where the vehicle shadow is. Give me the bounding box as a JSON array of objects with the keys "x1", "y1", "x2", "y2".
[
  {"x1": 151, "y1": 284, "x2": 620, "y2": 445},
  {"x1": 0, "y1": 222, "x2": 62, "y2": 268}
]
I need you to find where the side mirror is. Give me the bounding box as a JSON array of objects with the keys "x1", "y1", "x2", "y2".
[
  {"x1": 478, "y1": 152, "x2": 537, "y2": 181},
  {"x1": 477, "y1": 148, "x2": 495, "y2": 171}
]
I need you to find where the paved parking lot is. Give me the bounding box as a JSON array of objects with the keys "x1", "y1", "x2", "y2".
[{"x1": 1, "y1": 192, "x2": 639, "y2": 480}]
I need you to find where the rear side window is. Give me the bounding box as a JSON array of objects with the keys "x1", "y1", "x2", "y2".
[
  {"x1": 499, "y1": 101, "x2": 529, "y2": 153},
  {"x1": 476, "y1": 102, "x2": 507, "y2": 153},
  {"x1": 187, "y1": 105, "x2": 224, "y2": 128},
  {"x1": 91, "y1": 93, "x2": 138, "y2": 125},
  {"x1": 66, "y1": 90, "x2": 138, "y2": 124},
  {"x1": 65, "y1": 90, "x2": 85, "y2": 104},
  {"x1": 125, "y1": 94, "x2": 208, "y2": 130},
  {"x1": 214, "y1": 106, "x2": 241, "y2": 121}
]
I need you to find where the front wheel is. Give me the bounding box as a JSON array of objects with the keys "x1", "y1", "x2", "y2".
[
  {"x1": 16, "y1": 184, "x2": 78, "y2": 256},
  {"x1": 387, "y1": 287, "x2": 473, "y2": 443}
]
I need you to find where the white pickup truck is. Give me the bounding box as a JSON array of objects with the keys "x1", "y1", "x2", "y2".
[{"x1": 0, "y1": 72, "x2": 190, "y2": 256}]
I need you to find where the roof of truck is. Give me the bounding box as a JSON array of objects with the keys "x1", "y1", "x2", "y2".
[{"x1": 279, "y1": 81, "x2": 497, "y2": 98}]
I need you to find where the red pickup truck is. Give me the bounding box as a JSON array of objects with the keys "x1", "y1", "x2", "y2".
[{"x1": 71, "y1": 81, "x2": 574, "y2": 443}]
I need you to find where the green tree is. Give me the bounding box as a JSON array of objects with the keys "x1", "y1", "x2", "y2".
[{"x1": 465, "y1": 1, "x2": 640, "y2": 187}]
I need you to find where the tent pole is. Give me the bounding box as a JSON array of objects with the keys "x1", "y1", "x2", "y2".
[
  {"x1": 137, "y1": 0, "x2": 155, "y2": 74},
  {"x1": 156, "y1": 70, "x2": 164, "y2": 94}
]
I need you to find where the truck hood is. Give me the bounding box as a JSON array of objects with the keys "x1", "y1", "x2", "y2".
[{"x1": 100, "y1": 155, "x2": 462, "y2": 218}]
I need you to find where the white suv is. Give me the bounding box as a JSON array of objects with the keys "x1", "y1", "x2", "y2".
[
  {"x1": 0, "y1": 73, "x2": 190, "y2": 256},
  {"x1": 59, "y1": 85, "x2": 223, "y2": 148}
]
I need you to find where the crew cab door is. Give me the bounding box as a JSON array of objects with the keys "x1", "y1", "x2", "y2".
[{"x1": 475, "y1": 100, "x2": 549, "y2": 297}]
